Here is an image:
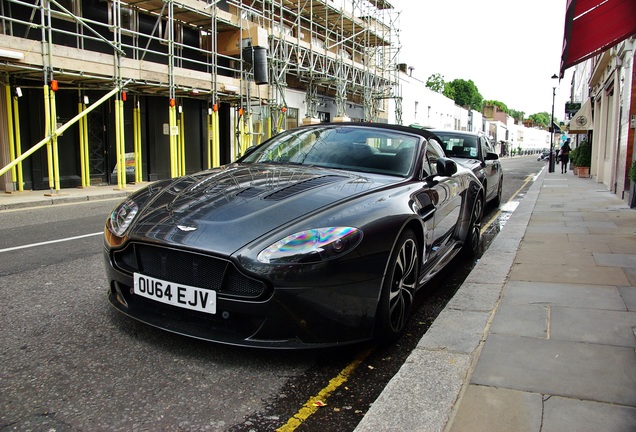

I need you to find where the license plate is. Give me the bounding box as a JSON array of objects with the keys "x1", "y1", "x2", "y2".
[{"x1": 133, "y1": 273, "x2": 216, "y2": 314}]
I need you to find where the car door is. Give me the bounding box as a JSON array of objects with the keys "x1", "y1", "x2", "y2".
[
  {"x1": 481, "y1": 136, "x2": 501, "y2": 200},
  {"x1": 412, "y1": 140, "x2": 462, "y2": 268}
]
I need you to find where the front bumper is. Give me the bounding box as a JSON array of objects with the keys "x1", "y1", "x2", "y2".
[{"x1": 104, "y1": 244, "x2": 383, "y2": 348}]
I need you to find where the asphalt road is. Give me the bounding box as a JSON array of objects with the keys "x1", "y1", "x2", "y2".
[{"x1": 0, "y1": 156, "x2": 546, "y2": 431}]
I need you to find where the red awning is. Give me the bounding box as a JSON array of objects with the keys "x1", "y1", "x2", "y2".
[{"x1": 560, "y1": 0, "x2": 636, "y2": 77}]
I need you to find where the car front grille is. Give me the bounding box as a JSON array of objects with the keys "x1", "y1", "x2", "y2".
[{"x1": 112, "y1": 242, "x2": 266, "y2": 299}]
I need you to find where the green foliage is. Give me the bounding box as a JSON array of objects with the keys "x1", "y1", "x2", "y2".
[
  {"x1": 509, "y1": 109, "x2": 525, "y2": 121},
  {"x1": 628, "y1": 160, "x2": 636, "y2": 183},
  {"x1": 443, "y1": 82, "x2": 455, "y2": 100},
  {"x1": 425, "y1": 73, "x2": 445, "y2": 93},
  {"x1": 425, "y1": 76, "x2": 544, "y2": 124},
  {"x1": 569, "y1": 145, "x2": 578, "y2": 164},
  {"x1": 443, "y1": 79, "x2": 483, "y2": 111},
  {"x1": 574, "y1": 140, "x2": 591, "y2": 167},
  {"x1": 529, "y1": 112, "x2": 550, "y2": 128},
  {"x1": 484, "y1": 100, "x2": 509, "y2": 114}
]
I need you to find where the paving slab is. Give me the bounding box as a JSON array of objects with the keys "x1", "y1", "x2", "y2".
[
  {"x1": 448, "y1": 385, "x2": 542, "y2": 432},
  {"x1": 471, "y1": 334, "x2": 636, "y2": 406},
  {"x1": 501, "y1": 281, "x2": 627, "y2": 310},
  {"x1": 594, "y1": 252, "x2": 636, "y2": 268},
  {"x1": 489, "y1": 303, "x2": 547, "y2": 339},
  {"x1": 508, "y1": 261, "x2": 629, "y2": 286},
  {"x1": 550, "y1": 307, "x2": 636, "y2": 347},
  {"x1": 542, "y1": 396, "x2": 636, "y2": 432},
  {"x1": 619, "y1": 286, "x2": 636, "y2": 311}
]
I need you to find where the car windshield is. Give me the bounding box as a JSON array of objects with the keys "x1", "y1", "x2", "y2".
[
  {"x1": 240, "y1": 126, "x2": 420, "y2": 177},
  {"x1": 435, "y1": 133, "x2": 479, "y2": 159}
]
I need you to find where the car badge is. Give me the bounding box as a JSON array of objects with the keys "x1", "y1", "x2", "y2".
[{"x1": 177, "y1": 225, "x2": 197, "y2": 232}]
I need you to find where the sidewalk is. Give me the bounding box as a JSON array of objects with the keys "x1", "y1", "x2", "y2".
[
  {"x1": 0, "y1": 183, "x2": 144, "y2": 210},
  {"x1": 356, "y1": 169, "x2": 636, "y2": 431}
]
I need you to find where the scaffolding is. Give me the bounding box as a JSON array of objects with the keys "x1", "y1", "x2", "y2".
[{"x1": 0, "y1": 0, "x2": 402, "y2": 190}]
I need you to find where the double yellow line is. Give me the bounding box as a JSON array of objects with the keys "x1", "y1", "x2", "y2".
[{"x1": 276, "y1": 348, "x2": 373, "y2": 431}]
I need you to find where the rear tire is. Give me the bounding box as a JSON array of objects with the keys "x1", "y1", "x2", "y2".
[
  {"x1": 493, "y1": 178, "x2": 503, "y2": 207},
  {"x1": 375, "y1": 229, "x2": 419, "y2": 343},
  {"x1": 463, "y1": 194, "x2": 483, "y2": 257}
]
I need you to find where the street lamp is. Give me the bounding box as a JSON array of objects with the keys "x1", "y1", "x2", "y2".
[{"x1": 548, "y1": 74, "x2": 558, "y2": 173}]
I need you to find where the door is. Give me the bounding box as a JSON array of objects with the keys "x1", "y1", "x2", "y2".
[{"x1": 87, "y1": 102, "x2": 108, "y2": 185}]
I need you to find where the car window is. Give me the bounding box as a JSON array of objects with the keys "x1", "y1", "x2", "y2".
[
  {"x1": 240, "y1": 126, "x2": 420, "y2": 177},
  {"x1": 424, "y1": 139, "x2": 445, "y2": 176},
  {"x1": 436, "y1": 134, "x2": 479, "y2": 159}
]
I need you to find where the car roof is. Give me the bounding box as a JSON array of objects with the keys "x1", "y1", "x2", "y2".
[
  {"x1": 428, "y1": 129, "x2": 484, "y2": 137},
  {"x1": 300, "y1": 122, "x2": 441, "y2": 141}
]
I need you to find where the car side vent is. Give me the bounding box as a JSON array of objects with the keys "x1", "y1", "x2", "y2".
[{"x1": 264, "y1": 175, "x2": 345, "y2": 200}]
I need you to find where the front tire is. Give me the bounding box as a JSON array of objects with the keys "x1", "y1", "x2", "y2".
[{"x1": 376, "y1": 229, "x2": 419, "y2": 343}]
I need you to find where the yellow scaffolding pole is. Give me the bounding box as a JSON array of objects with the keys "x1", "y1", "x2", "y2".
[
  {"x1": 13, "y1": 94, "x2": 24, "y2": 190},
  {"x1": 255, "y1": 120, "x2": 262, "y2": 146},
  {"x1": 206, "y1": 108, "x2": 214, "y2": 169},
  {"x1": 134, "y1": 102, "x2": 142, "y2": 183},
  {"x1": 50, "y1": 90, "x2": 61, "y2": 191},
  {"x1": 169, "y1": 103, "x2": 177, "y2": 178},
  {"x1": 43, "y1": 85, "x2": 54, "y2": 190},
  {"x1": 213, "y1": 109, "x2": 220, "y2": 167},
  {"x1": 114, "y1": 97, "x2": 126, "y2": 190},
  {"x1": 266, "y1": 115, "x2": 272, "y2": 141},
  {"x1": 78, "y1": 101, "x2": 87, "y2": 187},
  {"x1": 4, "y1": 84, "x2": 17, "y2": 185},
  {"x1": 178, "y1": 106, "x2": 185, "y2": 176},
  {"x1": 120, "y1": 98, "x2": 127, "y2": 189},
  {"x1": 82, "y1": 100, "x2": 89, "y2": 187}
]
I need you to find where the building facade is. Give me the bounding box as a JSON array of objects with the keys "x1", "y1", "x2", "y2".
[
  {"x1": 0, "y1": 0, "x2": 400, "y2": 192},
  {"x1": 567, "y1": 37, "x2": 635, "y2": 204}
]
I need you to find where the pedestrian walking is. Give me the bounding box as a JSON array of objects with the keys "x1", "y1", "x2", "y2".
[{"x1": 560, "y1": 139, "x2": 571, "y2": 173}]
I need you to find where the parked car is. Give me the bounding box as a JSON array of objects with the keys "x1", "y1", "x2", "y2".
[
  {"x1": 538, "y1": 150, "x2": 550, "y2": 161},
  {"x1": 104, "y1": 123, "x2": 484, "y2": 348},
  {"x1": 429, "y1": 130, "x2": 503, "y2": 207}
]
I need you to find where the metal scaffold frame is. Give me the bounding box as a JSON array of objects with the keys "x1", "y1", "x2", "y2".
[{"x1": 0, "y1": 0, "x2": 402, "y2": 191}]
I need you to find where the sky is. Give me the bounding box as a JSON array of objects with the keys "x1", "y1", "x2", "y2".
[{"x1": 389, "y1": 0, "x2": 574, "y2": 120}]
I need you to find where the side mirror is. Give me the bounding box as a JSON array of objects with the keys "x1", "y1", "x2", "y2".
[
  {"x1": 485, "y1": 152, "x2": 499, "y2": 161},
  {"x1": 436, "y1": 157, "x2": 458, "y2": 177}
]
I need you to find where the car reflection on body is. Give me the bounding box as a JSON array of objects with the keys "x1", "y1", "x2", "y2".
[
  {"x1": 429, "y1": 129, "x2": 503, "y2": 208},
  {"x1": 104, "y1": 123, "x2": 484, "y2": 348}
]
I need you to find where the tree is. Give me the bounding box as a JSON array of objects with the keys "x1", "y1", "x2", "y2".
[
  {"x1": 529, "y1": 112, "x2": 550, "y2": 128},
  {"x1": 443, "y1": 79, "x2": 483, "y2": 111},
  {"x1": 425, "y1": 73, "x2": 445, "y2": 93},
  {"x1": 509, "y1": 109, "x2": 525, "y2": 122}
]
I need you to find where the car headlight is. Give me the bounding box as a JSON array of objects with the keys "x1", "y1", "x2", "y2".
[
  {"x1": 257, "y1": 227, "x2": 362, "y2": 264},
  {"x1": 107, "y1": 199, "x2": 139, "y2": 237}
]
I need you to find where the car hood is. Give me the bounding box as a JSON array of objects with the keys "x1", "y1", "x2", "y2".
[{"x1": 127, "y1": 164, "x2": 396, "y2": 255}]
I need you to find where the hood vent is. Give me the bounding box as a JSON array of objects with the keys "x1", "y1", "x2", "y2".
[{"x1": 264, "y1": 175, "x2": 346, "y2": 200}]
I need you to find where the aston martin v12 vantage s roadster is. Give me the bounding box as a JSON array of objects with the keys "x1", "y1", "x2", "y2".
[{"x1": 105, "y1": 123, "x2": 483, "y2": 348}]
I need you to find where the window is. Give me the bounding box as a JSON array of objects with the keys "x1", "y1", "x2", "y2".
[
  {"x1": 108, "y1": 2, "x2": 138, "y2": 34},
  {"x1": 425, "y1": 139, "x2": 445, "y2": 176}
]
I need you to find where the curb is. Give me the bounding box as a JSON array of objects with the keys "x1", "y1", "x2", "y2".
[{"x1": 354, "y1": 168, "x2": 546, "y2": 431}]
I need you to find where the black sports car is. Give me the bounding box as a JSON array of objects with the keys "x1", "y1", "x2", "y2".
[{"x1": 104, "y1": 123, "x2": 484, "y2": 348}]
